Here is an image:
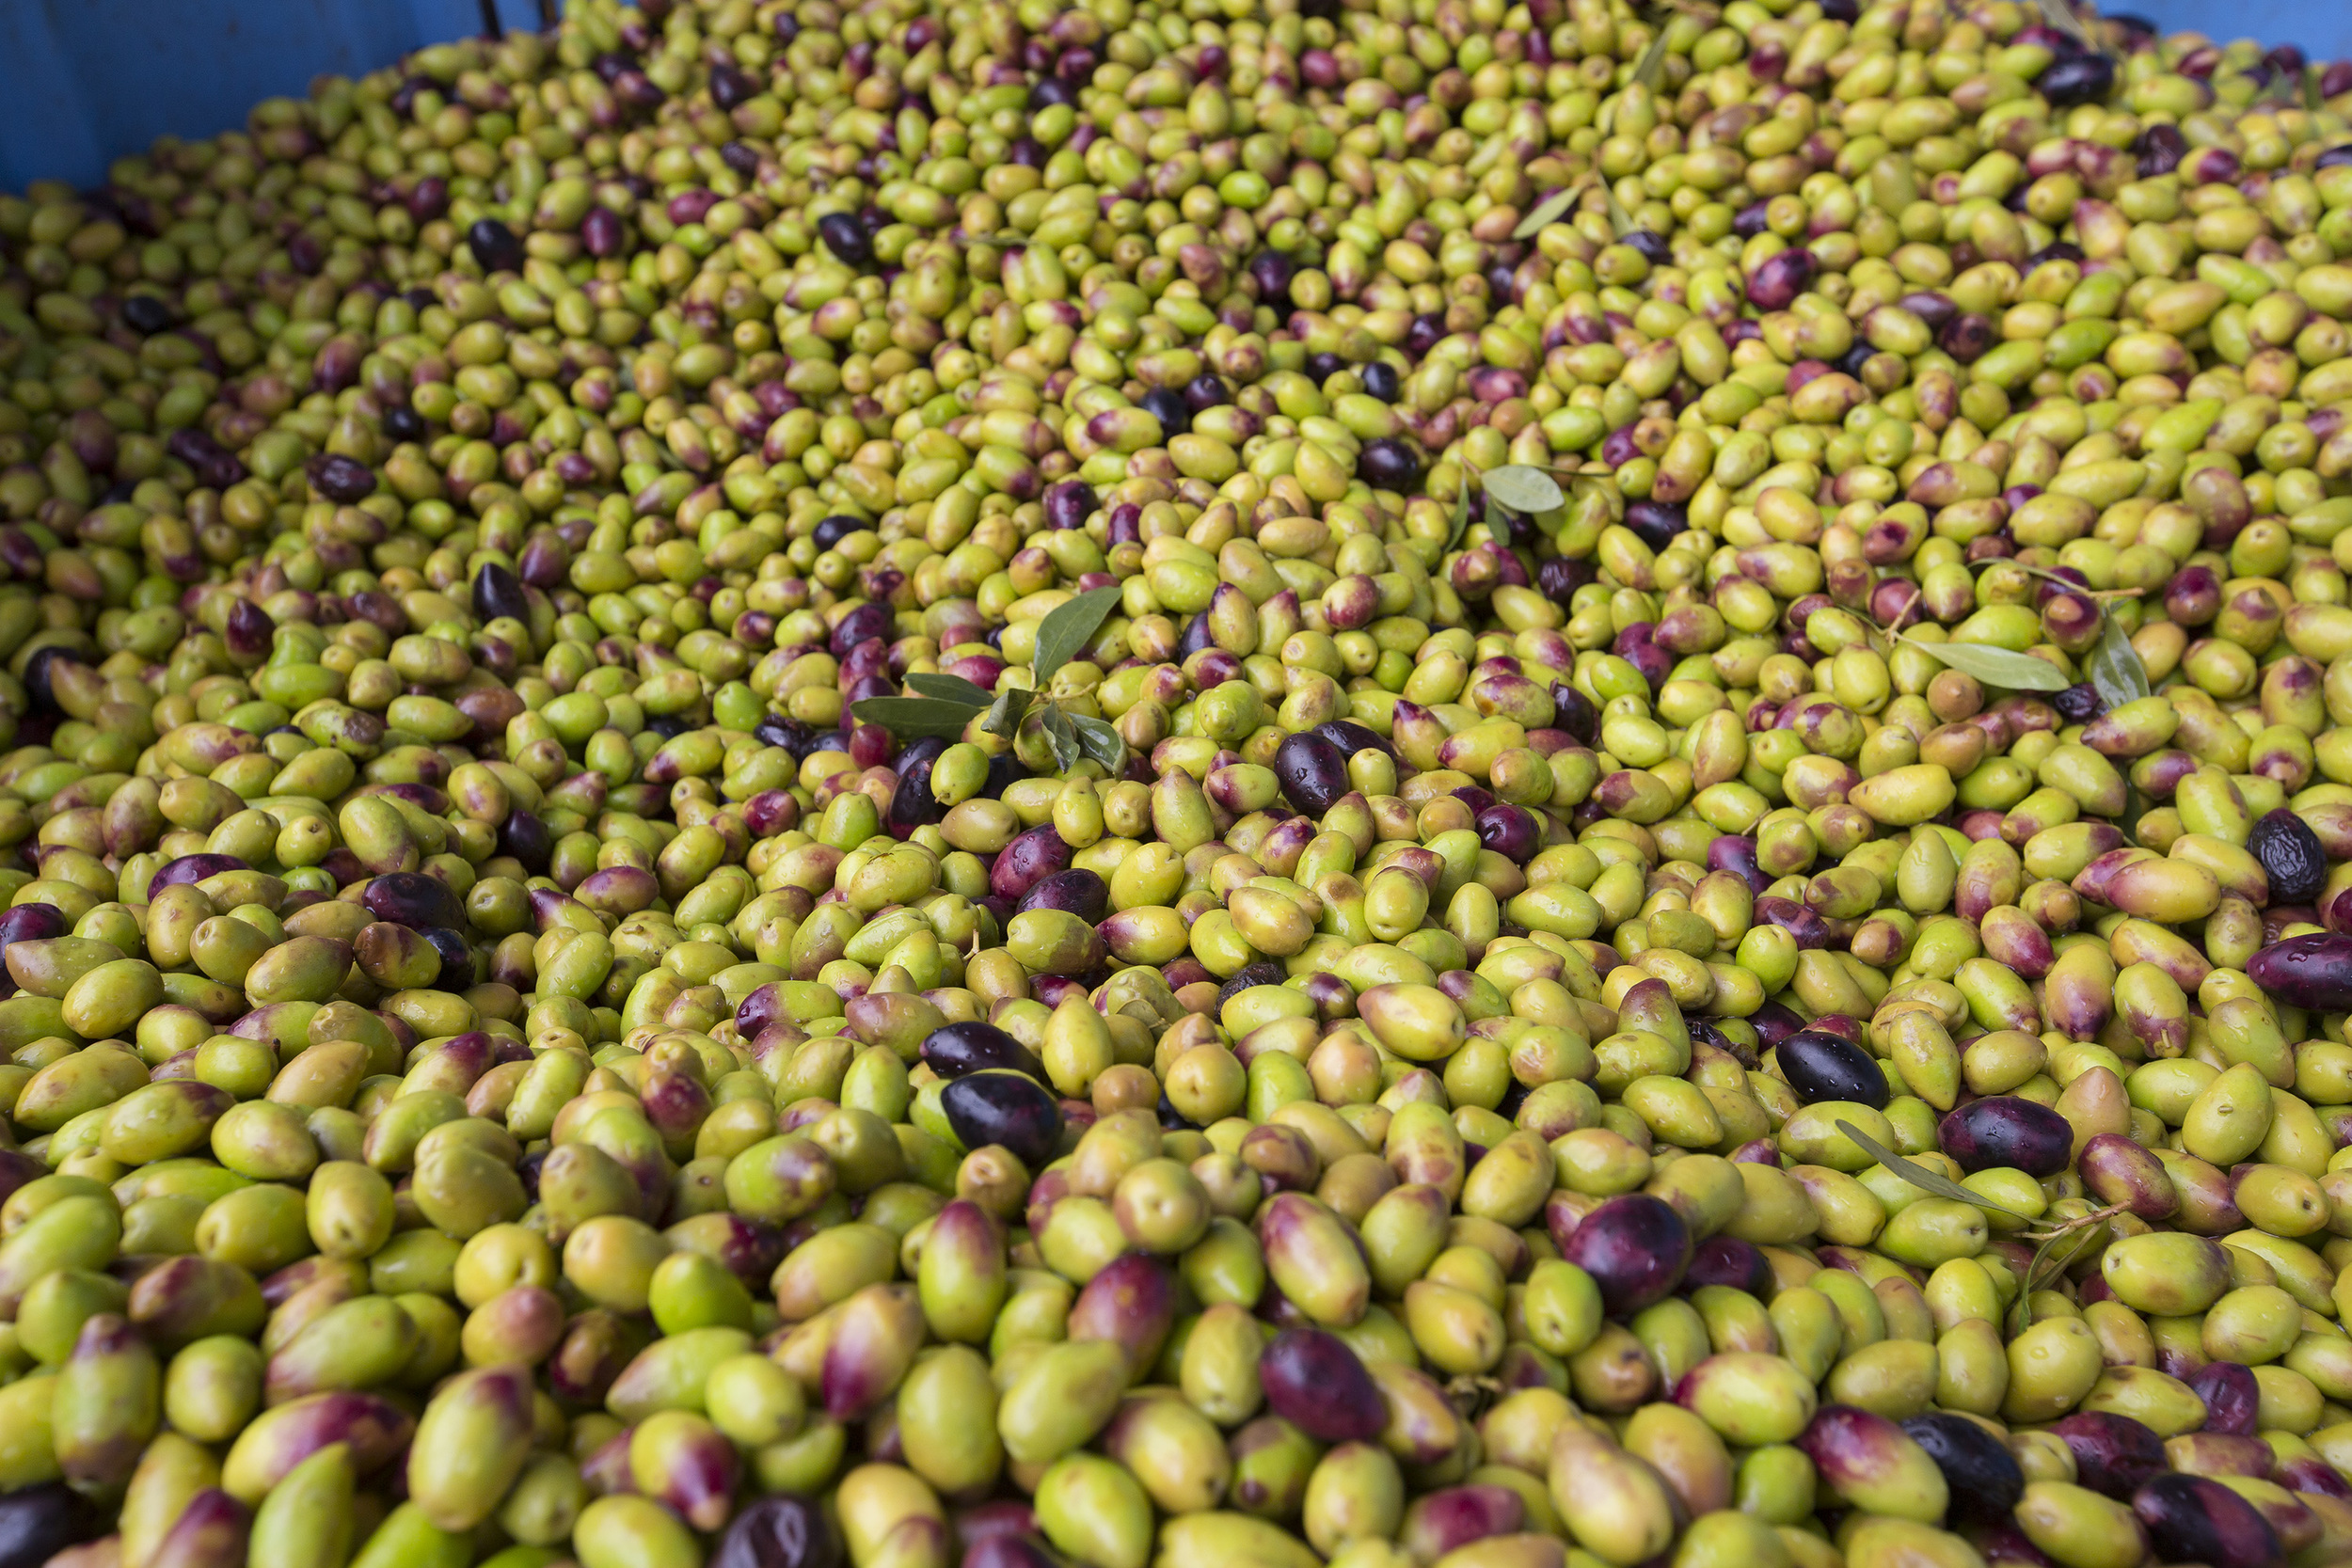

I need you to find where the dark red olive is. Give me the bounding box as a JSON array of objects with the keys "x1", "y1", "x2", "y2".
[
  {"x1": 1938, "y1": 1096, "x2": 2074, "y2": 1176},
  {"x1": 361, "y1": 870, "x2": 466, "y2": 932},
  {"x1": 223, "y1": 597, "x2": 274, "y2": 661},
  {"x1": 1745, "y1": 249, "x2": 1815, "y2": 309},
  {"x1": 941, "y1": 1070, "x2": 1062, "y2": 1171},
  {"x1": 581, "y1": 206, "x2": 627, "y2": 257},
  {"x1": 307, "y1": 452, "x2": 376, "y2": 503},
  {"x1": 149, "y1": 853, "x2": 249, "y2": 899},
  {"x1": 0, "y1": 903, "x2": 69, "y2": 980},
  {"x1": 1043, "y1": 482, "x2": 1095, "y2": 531},
  {"x1": 2049, "y1": 1412, "x2": 2167, "y2": 1498},
  {"x1": 468, "y1": 218, "x2": 525, "y2": 275},
  {"x1": 1559, "y1": 1194, "x2": 1690, "y2": 1315},
  {"x1": 2189, "y1": 1362, "x2": 2260, "y2": 1436},
  {"x1": 922, "y1": 1022, "x2": 1047, "y2": 1084},
  {"x1": 1401, "y1": 1485, "x2": 1524, "y2": 1561},
  {"x1": 1681, "y1": 1234, "x2": 1771, "y2": 1296},
  {"x1": 737, "y1": 983, "x2": 788, "y2": 1039},
  {"x1": 2249, "y1": 933, "x2": 2352, "y2": 1011},
  {"x1": 1755, "y1": 896, "x2": 1831, "y2": 949},
  {"x1": 830, "y1": 601, "x2": 890, "y2": 655},
  {"x1": 1017, "y1": 869, "x2": 1109, "y2": 926},
  {"x1": 1903, "y1": 1413, "x2": 2025, "y2": 1521},
  {"x1": 2278, "y1": 1454, "x2": 2352, "y2": 1499},
  {"x1": 2249, "y1": 810, "x2": 2326, "y2": 907},
  {"x1": 1775, "y1": 1029, "x2": 1889, "y2": 1109},
  {"x1": 1272, "y1": 731, "x2": 1350, "y2": 816},
  {"x1": 887, "y1": 752, "x2": 947, "y2": 838},
  {"x1": 1313, "y1": 719, "x2": 1393, "y2": 762},
  {"x1": 2137, "y1": 122, "x2": 2186, "y2": 176},
  {"x1": 989, "y1": 824, "x2": 1072, "y2": 902},
  {"x1": 2132, "y1": 1474, "x2": 2281, "y2": 1568},
  {"x1": 1259, "y1": 1327, "x2": 1386, "y2": 1441},
  {"x1": 713, "y1": 1495, "x2": 844, "y2": 1568}
]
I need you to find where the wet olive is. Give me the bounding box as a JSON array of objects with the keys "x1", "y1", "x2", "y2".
[
  {"x1": 1775, "y1": 1030, "x2": 1890, "y2": 1109},
  {"x1": 941, "y1": 1069, "x2": 1062, "y2": 1170},
  {"x1": 1937, "y1": 1097, "x2": 2074, "y2": 1177},
  {"x1": 1904, "y1": 1414, "x2": 2025, "y2": 1522}
]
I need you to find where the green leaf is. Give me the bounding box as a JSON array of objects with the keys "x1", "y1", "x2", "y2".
[
  {"x1": 1513, "y1": 184, "x2": 1582, "y2": 240},
  {"x1": 1484, "y1": 465, "x2": 1566, "y2": 515},
  {"x1": 1836, "y1": 1121, "x2": 2038, "y2": 1223},
  {"x1": 2010, "y1": 1220, "x2": 2106, "y2": 1337},
  {"x1": 2035, "y1": 0, "x2": 2098, "y2": 54},
  {"x1": 2085, "y1": 616, "x2": 2151, "y2": 711},
  {"x1": 1630, "y1": 25, "x2": 1672, "y2": 89},
  {"x1": 1448, "y1": 481, "x2": 1473, "y2": 552},
  {"x1": 979, "y1": 686, "x2": 1034, "y2": 737},
  {"x1": 1897, "y1": 636, "x2": 2073, "y2": 693},
  {"x1": 1071, "y1": 713, "x2": 1128, "y2": 773},
  {"x1": 903, "y1": 672, "x2": 995, "y2": 708},
  {"x1": 1031, "y1": 585, "x2": 1122, "y2": 686},
  {"x1": 850, "y1": 697, "x2": 986, "y2": 740},
  {"x1": 1041, "y1": 706, "x2": 1080, "y2": 773},
  {"x1": 1604, "y1": 185, "x2": 1638, "y2": 240}
]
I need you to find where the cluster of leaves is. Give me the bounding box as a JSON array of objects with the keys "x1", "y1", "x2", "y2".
[
  {"x1": 1840, "y1": 1123, "x2": 2125, "y2": 1336},
  {"x1": 849, "y1": 585, "x2": 1129, "y2": 774}
]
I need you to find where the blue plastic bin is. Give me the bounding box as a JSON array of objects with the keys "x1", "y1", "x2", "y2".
[{"x1": 0, "y1": 0, "x2": 2347, "y2": 194}]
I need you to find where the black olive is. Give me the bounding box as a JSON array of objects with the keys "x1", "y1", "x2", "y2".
[
  {"x1": 1775, "y1": 1029, "x2": 1890, "y2": 1108},
  {"x1": 2249, "y1": 808, "x2": 2327, "y2": 906}
]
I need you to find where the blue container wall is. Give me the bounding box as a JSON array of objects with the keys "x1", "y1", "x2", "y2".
[
  {"x1": 0, "y1": 0, "x2": 515, "y2": 192},
  {"x1": 0, "y1": 0, "x2": 2348, "y2": 193}
]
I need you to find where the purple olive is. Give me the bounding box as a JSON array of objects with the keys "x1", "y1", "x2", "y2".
[
  {"x1": 0, "y1": 903, "x2": 69, "y2": 980},
  {"x1": 1903, "y1": 1413, "x2": 2024, "y2": 1522},
  {"x1": 1755, "y1": 896, "x2": 1831, "y2": 949},
  {"x1": 307, "y1": 452, "x2": 377, "y2": 503},
  {"x1": 1043, "y1": 481, "x2": 1095, "y2": 531},
  {"x1": 2249, "y1": 810, "x2": 2326, "y2": 906},
  {"x1": 1400, "y1": 1485, "x2": 1525, "y2": 1563},
  {"x1": 361, "y1": 870, "x2": 467, "y2": 932},
  {"x1": 941, "y1": 1069, "x2": 1062, "y2": 1171},
  {"x1": 708, "y1": 61, "x2": 756, "y2": 109},
  {"x1": 2189, "y1": 1362, "x2": 2260, "y2": 1436},
  {"x1": 1358, "y1": 437, "x2": 1424, "y2": 492},
  {"x1": 149, "y1": 854, "x2": 248, "y2": 899},
  {"x1": 1749, "y1": 1001, "x2": 1805, "y2": 1048},
  {"x1": 2249, "y1": 933, "x2": 2352, "y2": 1011},
  {"x1": 2132, "y1": 1474, "x2": 2281, "y2": 1568},
  {"x1": 1775, "y1": 1029, "x2": 1889, "y2": 1109},
  {"x1": 581, "y1": 206, "x2": 627, "y2": 257},
  {"x1": 499, "y1": 809, "x2": 550, "y2": 873},
  {"x1": 1259, "y1": 1327, "x2": 1386, "y2": 1441},
  {"x1": 1312, "y1": 719, "x2": 1393, "y2": 762},
  {"x1": 1561, "y1": 1194, "x2": 1690, "y2": 1316},
  {"x1": 223, "y1": 597, "x2": 274, "y2": 662},
  {"x1": 1707, "y1": 835, "x2": 1769, "y2": 895},
  {"x1": 1017, "y1": 869, "x2": 1109, "y2": 926},
  {"x1": 962, "y1": 1538, "x2": 1059, "y2": 1568},
  {"x1": 818, "y1": 213, "x2": 874, "y2": 268},
  {"x1": 1272, "y1": 731, "x2": 1351, "y2": 816},
  {"x1": 921, "y1": 1022, "x2": 1047, "y2": 1083},
  {"x1": 1938, "y1": 1096, "x2": 2074, "y2": 1177},
  {"x1": 1474, "y1": 803, "x2": 1539, "y2": 863},
  {"x1": 472, "y1": 562, "x2": 530, "y2": 625},
  {"x1": 2137, "y1": 122, "x2": 2186, "y2": 176},
  {"x1": 989, "y1": 824, "x2": 1072, "y2": 903},
  {"x1": 1681, "y1": 1234, "x2": 1772, "y2": 1296},
  {"x1": 2049, "y1": 1412, "x2": 2167, "y2": 1498},
  {"x1": 2040, "y1": 53, "x2": 2115, "y2": 106},
  {"x1": 888, "y1": 752, "x2": 947, "y2": 838},
  {"x1": 1623, "y1": 500, "x2": 1687, "y2": 550},
  {"x1": 0, "y1": 1482, "x2": 103, "y2": 1568},
  {"x1": 468, "y1": 218, "x2": 525, "y2": 274},
  {"x1": 830, "y1": 601, "x2": 891, "y2": 655},
  {"x1": 713, "y1": 1496, "x2": 844, "y2": 1568},
  {"x1": 1745, "y1": 249, "x2": 1815, "y2": 309}
]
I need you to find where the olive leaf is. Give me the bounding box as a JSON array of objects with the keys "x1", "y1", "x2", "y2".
[
  {"x1": 1896, "y1": 636, "x2": 2073, "y2": 693},
  {"x1": 850, "y1": 696, "x2": 987, "y2": 739},
  {"x1": 2007, "y1": 1214, "x2": 2113, "y2": 1337},
  {"x1": 1041, "y1": 705, "x2": 1081, "y2": 774},
  {"x1": 2086, "y1": 615, "x2": 2151, "y2": 710},
  {"x1": 1071, "y1": 713, "x2": 1128, "y2": 773},
  {"x1": 979, "y1": 685, "x2": 1034, "y2": 737},
  {"x1": 1030, "y1": 584, "x2": 1122, "y2": 685},
  {"x1": 1448, "y1": 480, "x2": 1474, "y2": 552},
  {"x1": 1629, "y1": 24, "x2": 1673, "y2": 90},
  {"x1": 1604, "y1": 186, "x2": 1638, "y2": 240},
  {"x1": 1836, "y1": 1122, "x2": 2038, "y2": 1224},
  {"x1": 904, "y1": 672, "x2": 996, "y2": 707},
  {"x1": 1484, "y1": 465, "x2": 1566, "y2": 515},
  {"x1": 2035, "y1": 0, "x2": 2099, "y2": 55},
  {"x1": 1514, "y1": 183, "x2": 1583, "y2": 241}
]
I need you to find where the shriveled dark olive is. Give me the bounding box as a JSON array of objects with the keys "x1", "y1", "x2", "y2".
[
  {"x1": 2248, "y1": 809, "x2": 2326, "y2": 906},
  {"x1": 921, "y1": 1022, "x2": 1047, "y2": 1084},
  {"x1": 1774, "y1": 1030, "x2": 1889, "y2": 1109},
  {"x1": 941, "y1": 1070, "x2": 1062, "y2": 1171}
]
